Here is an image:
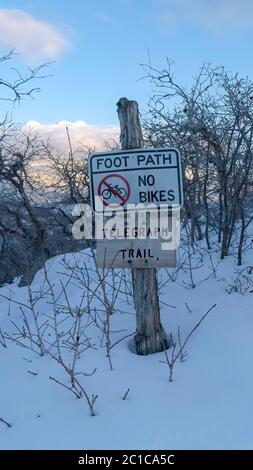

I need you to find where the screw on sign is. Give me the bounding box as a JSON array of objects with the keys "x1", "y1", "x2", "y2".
[{"x1": 98, "y1": 173, "x2": 131, "y2": 208}]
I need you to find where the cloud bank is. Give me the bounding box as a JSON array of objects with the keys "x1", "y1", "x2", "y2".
[{"x1": 25, "y1": 120, "x2": 119, "y2": 152}]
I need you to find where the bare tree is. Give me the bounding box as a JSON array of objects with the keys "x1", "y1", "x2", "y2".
[
  {"x1": 42, "y1": 127, "x2": 91, "y2": 203},
  {"x1": 0, "y1": 52, "x2": 93, "y2": 287},
  {"x1": 144, "y1": 61, "x2": 253, "y2": 264}
]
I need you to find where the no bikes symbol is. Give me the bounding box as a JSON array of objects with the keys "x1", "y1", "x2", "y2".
[{"x1": 98, "y1": 173, "x2": 131, "y2": 208}]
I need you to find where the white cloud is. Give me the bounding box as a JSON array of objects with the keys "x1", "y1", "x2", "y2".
[
  {"x1": 156, "y1": 11, "x2": 175, "y2": 32},
  {"x1": 91, "y1": 11, "x2": 114, "y2": 24},
  {"x1": 188, "y1": 0, "x2": 253, "y2": 31},
  {"x1": 0, "y1": 9, "x2": 68, "y2": 62},
  {"x1": 158, "y1": 0, "x2": 253, "y2": 32},
  {"x1": 25, "y1": 120, "x2": 119, "y2": 151}
]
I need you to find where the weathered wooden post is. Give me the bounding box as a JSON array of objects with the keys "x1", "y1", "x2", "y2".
[{"x1": 117, "y1": 97, "x2": 168, "y2": 355}]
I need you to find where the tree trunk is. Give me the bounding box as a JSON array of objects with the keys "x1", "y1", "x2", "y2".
[{"x1": 117, "y1": 97, "x2": 168, "y2": 355}]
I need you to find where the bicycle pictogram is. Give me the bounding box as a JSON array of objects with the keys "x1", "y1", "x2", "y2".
[
  {"x1": 102, "y1": 184, "x2": 127, "y2": 200},
  {"x1": 98, "y1": 173, "x2": 131, "y2": 208}
]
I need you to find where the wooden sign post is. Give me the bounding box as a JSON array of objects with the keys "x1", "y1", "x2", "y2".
[{"x1": 117, "y1": 97, "x2": 169, "y2": 355}]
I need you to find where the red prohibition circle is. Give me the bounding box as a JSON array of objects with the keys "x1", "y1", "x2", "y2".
[{"x1": 98, "y1": 173, "x2": 131, "y2": 207}]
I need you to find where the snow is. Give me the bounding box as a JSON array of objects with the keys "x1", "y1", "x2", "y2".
[{"x1": 1, "y1": 241, "x2": 253, "y2": 450}]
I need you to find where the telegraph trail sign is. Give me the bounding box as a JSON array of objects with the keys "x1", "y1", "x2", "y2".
[
  {"x1": 88, "y1": 146, "x2": 181, "y2": 269},
  {"x1": 89, "y1": 147, "x2": 183, "y2": 212}
]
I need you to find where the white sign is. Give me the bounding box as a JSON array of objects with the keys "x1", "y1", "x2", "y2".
[
  {"x1": 89, "y1": 147, "x2": 183, "y2": 212},
  {"x1": 96, "y1": 239, "x2": 176, "y2": 269}
]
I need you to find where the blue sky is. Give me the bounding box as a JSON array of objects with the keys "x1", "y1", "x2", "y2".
[{"x1": 1, "y1": 0, "x2": 253, "y2": 143}]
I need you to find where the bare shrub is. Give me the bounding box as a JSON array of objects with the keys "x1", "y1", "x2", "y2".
[{"x1": 160, "y1": 304, "x2": 216, "y2": 382}]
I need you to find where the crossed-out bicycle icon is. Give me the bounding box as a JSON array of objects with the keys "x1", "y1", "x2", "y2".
[{"x1": 102, "y1": 184, "x2": 127, "y2": 200}]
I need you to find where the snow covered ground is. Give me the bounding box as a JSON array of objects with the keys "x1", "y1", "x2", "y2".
[{"x1": 1, "y1": 240, "x2": 253, "y2": 450}]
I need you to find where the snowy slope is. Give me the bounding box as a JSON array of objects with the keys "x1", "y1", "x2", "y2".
[{"x1": 1, "y1": 244, "x2": 253, "y2": 450}]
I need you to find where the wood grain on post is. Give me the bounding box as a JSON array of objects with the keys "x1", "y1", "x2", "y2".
[{"x1": 117, "y1": 97, "x2": 168, "y2": 355}]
